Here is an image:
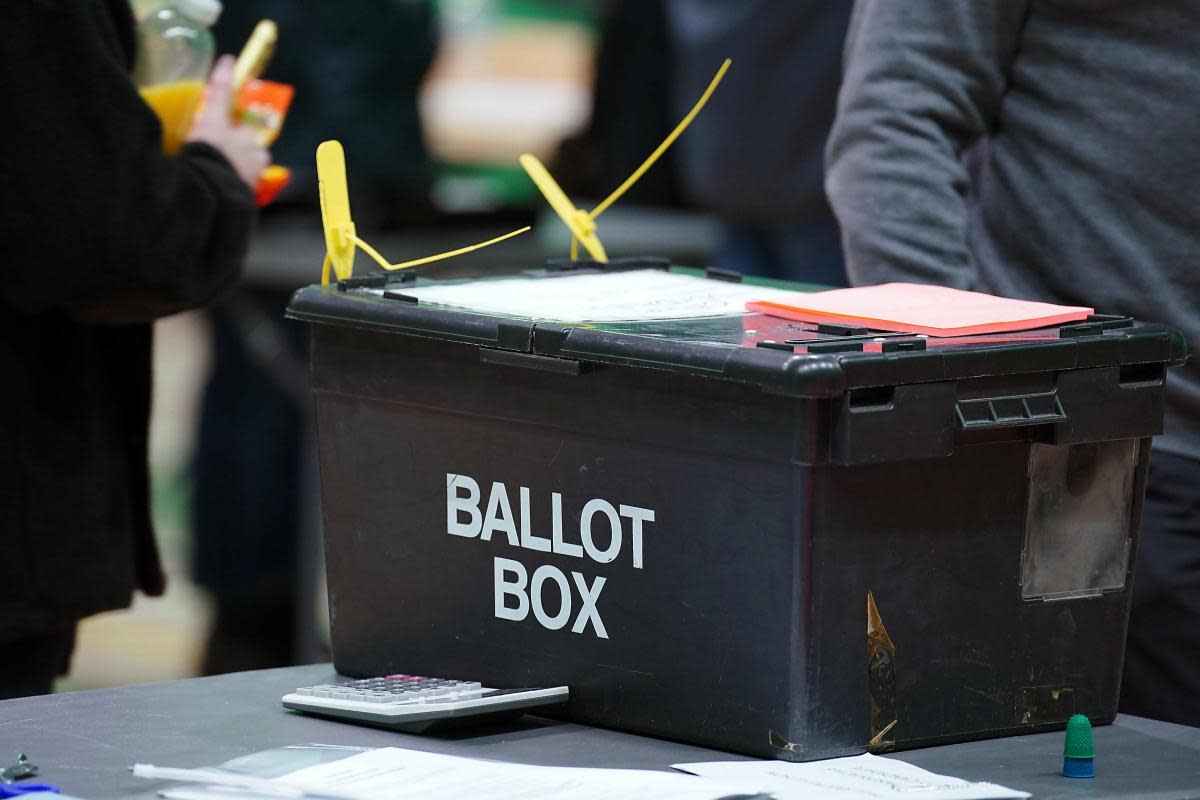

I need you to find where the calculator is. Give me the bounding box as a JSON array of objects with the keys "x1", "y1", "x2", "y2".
[{"x1": 281, "y1": 674, "x2": 569, "y2": 732}]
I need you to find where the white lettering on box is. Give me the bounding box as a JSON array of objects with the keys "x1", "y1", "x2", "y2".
[
  {"x1": 580, "y1": 498, "x2": 622, "y2": 563},
  {"x1": 449, "y1": 473, "x2": 656, "y2": 640},
  {"x1": 494, "y1": 557, "x2": 529, "y2": 621},
  {"x1": 482, "y1": 481, "x2": 519, "y2": 546},
  {"x1": 570, "y1": 572, "x2": 608, "y2": 638},
  {"x1": 551, "y1": 492, "x2": 583, "y2": 558},
  {"x1": 530, "y1": 565, "x2": 571, "y2": 630},
  {"x1": 619, "y1": 505, "x2": 654, "y2": 569},
  {"x1": 446, "y1": 473, "x2": 482, "y2": 538},
  {"x1": 519, "y1": 487, "x2": 552, "y2": 553}
]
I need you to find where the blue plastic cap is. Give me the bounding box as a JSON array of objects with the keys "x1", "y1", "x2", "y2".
[
  {"x1": 0, "y1": 785, "x2": 61, "y2": 798},
  {"x1": 1063, "y1": 755, "x2": 1095, "y2": 778}
]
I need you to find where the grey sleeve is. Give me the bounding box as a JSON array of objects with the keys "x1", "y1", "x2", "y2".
[{"x1": 824, "y1": 1, "x2": 1029, "y2": 288}]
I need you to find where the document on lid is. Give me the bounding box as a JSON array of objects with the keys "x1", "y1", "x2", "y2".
[
  {"x1": 673, "y1": 754, "x2": 1029, "y2": 800},
  {"x1": 390, "y1": 268, "x2": 808, "y2": 322},
  {"x1": 747, "y1": 282, "x2": 1092, "y2": 337}
]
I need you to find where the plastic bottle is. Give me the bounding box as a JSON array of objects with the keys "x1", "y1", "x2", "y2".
[{"x1": 134, "y1": 0, "x2": 223, "y2": 154}]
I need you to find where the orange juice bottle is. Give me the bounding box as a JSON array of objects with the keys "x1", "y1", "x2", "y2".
[{"x1": 133, "y1": 0, "x2": 223, "y2": 154}]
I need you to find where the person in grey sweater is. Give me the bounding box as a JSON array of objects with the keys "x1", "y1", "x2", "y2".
[{"x1": 826, "y1": 1, "x2": 1199, "y2": 726}]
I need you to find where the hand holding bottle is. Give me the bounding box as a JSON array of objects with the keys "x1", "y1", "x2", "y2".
[{"x1": 187, "y1": 55, "x2": 270, "y2": 189}]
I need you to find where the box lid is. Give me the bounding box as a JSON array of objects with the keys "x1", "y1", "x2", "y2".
[{"x1": 286, "y1": 263, "x2": 1187, "y2": 399}]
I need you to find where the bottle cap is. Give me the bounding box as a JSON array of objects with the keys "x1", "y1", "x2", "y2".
[
  {"x1": 174, "y1": 0, "x2": 223, "y2": 27},
  {"x1": 1062, "y1": 714, "x2": 1095, "y2": 778}
]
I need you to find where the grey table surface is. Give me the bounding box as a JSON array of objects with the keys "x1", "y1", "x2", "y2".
[{"x1": 1, "y1": 663, "x2": 1196, "y2": 799}]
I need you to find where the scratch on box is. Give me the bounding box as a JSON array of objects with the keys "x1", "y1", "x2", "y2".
[{"x1": 867, "y1": 590, "x2": 897, "y2": 750}]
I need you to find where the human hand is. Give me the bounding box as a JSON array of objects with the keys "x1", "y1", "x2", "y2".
[{"x1": 187, "y1": 55, "x2": 270, "y2": 188}]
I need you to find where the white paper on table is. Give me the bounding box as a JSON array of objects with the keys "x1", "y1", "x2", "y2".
[
  {"x1": 271, "y1": 746, "x2": 747, "y2": 800},
  {"x1": 672, "y1": 754, "x2": 1030, "y2": 800},
  {"x1": 385, "y1": 269, "x2": 810, "y2": 322},
  {"x1": 160, "y1": 791, "x2": 284, "y2": 800}
]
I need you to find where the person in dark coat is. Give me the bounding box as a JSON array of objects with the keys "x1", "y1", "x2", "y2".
[{"x1": 0, "y1": 0, "x2": 266, "y2": 698}]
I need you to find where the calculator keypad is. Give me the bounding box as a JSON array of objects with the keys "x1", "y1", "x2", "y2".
[{"x1": 294, "y1": 675, "x2": 485, "y2": 705}]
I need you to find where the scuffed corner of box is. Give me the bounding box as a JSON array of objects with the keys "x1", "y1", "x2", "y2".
[
  {"x1": 867, "y1": 591, "x2": 897, "y2": 751},
  {"x1": 768, "y1": 729, "x2": 807, "y2": 754},
  {"x1": 1015, "y1": 685, "x2": 1075, "y2": 725}
]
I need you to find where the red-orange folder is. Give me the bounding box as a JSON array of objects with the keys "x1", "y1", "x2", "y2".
[{"x1": 747, "y1": 282, "x2": 1093, "y2": 337}]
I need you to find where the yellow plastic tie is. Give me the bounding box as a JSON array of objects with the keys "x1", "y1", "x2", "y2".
[
  {"x1": 590, "y1": 58, "x2": 731, "y2": 220},
  {"x1": 519, "y1": 153, "x2": 608, "y2": 262},
  {"x1": 316, "y1": 139, "x2": 529, "y2": 286},
  {"x1": 519, "y1": 57, "x2": 731, "y2": 263},
  {"x1": 359, "y1": 227, "x2": 531, "y2": 273},
  {"x1": 317, "y1": 140, "x2": 355, "y2": 283}
]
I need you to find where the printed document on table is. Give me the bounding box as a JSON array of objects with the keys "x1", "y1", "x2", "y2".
[
  {"x1": 673, "y1": 754, "x2": 1030, "y2": 800},
  {"x1": 271, "y1": 746, "x2": 742, "y2": 800},
  {"x1": 390, "y1": 268, "x2": 809, "y2": 322}
]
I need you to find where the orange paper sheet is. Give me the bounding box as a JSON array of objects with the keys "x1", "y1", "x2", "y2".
[{"x1": 747, "y1": 282, "x2": 1093, "y2": 337}]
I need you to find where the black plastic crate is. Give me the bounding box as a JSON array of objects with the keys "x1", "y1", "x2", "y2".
[{"x1": 287, "y1": 266, "x2": 1186, "y2": 760}]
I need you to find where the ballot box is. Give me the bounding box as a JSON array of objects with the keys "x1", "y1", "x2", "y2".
[{"x1": 286, "y1": 262, "x2": 1186, "y2": 761}]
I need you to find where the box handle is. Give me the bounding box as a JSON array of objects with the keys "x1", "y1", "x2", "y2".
[
  {"x1": 480, "y1": 348, "x2": 586, "y2": 376},
  {"x1": 956, "y1": 391, "x2": 1066, "y2": 431}
]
